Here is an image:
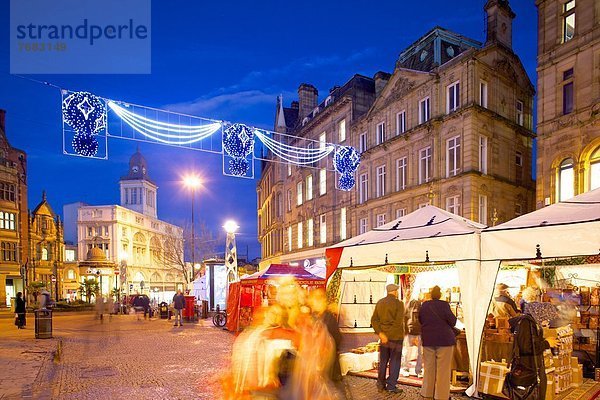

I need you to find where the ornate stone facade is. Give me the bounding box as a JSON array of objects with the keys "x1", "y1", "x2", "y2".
[{"x1": 535, "y1": 0, "x2": 600, "y2": 206}]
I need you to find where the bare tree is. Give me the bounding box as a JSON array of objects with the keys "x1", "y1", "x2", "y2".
[{"x1": 156, "y1": 235, "x2": 190, "y2": 284}]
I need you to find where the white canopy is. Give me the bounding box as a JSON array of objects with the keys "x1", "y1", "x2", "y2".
[
  {"x1": 326, "y1": 206, "x2": 494, "y2": 396},
  {"x1": 482, "y1": 188, "x2": 600, "y2": 261}
]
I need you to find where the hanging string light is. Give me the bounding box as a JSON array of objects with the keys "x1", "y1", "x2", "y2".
[
  {"x1": 334, "y1": 146, "x2": 361, "y2": 191},
  {"x1": 62, "y1": 91, "x2": 107, "y2": 157},
  {"x1": 254, "y1": 129, "x2": 334, "y2": 165},
  {"x1": 223, "y1": 123, "x2": 254, "y2": 176}
]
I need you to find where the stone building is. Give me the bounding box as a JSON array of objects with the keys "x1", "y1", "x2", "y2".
[
  {"x1": 535, "y1": 0, "x2": 600, "y2": 206},
  {"x1": 0, "y1": 110, "x2": 28, "y2": 308},
  {"x1": 28, "y1": 192, "x2": 65, "y2": 302},
  {"x1": 66, "y1": 149, "x2": 185, "y2": 302},
  {"x1": 256, "y1": 0, "x2": 536, "y2": 267}
]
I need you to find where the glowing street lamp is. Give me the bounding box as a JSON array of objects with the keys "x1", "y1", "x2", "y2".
[{"x1": 183, "y1": 175, "x2": 202, "y2": 285}]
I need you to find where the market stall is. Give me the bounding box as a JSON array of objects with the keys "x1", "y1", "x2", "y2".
[
  {"x1": 477, "y1": 188, "x2": 600, "y2": 398},
  {"x1": 225, "y1": 263, "x2": 325, "y2": 332},
  {"x1": 326, "y1": 206, "x2": 494, "y2": 389}
]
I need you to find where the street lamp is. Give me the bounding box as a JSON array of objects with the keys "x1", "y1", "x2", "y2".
[{"x1": 183, "y1": 175, "x2": 202, "y2": 286}]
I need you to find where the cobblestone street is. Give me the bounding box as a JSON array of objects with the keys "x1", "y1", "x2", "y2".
[{"x1": 0, "y1": 311, "x2": 468, "y2": 399}]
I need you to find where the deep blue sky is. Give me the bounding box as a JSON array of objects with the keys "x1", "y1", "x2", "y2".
[{"x1": 0, "y1": 1, "x2": 538, "y2": 260}]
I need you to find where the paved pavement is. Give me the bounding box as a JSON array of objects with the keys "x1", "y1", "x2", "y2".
[{"x1": 0, "y1": 310, "x2": 467, "y2": 399}]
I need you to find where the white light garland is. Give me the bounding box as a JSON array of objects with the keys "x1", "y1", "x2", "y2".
[{"x1": 255, "y1": 129, "x2": 334, "y2": 165}]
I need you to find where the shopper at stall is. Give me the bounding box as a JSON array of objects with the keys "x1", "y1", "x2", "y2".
[
  {"x1": 507, "y1": 309, "x2": 557, "y2": 399},
  {"x1": 371, "y1": 283, "x2": 405, "y2": 394},
  {"x1": 401, "y1": 293, "x2": 423, "y2": 378},
  {"x1": 15, "y1": 292, "x2": 26, "y2": 329},
  {"x1": 521, "y1": 287, "x2": 558, "y2": 326},
  {"x1": 492, "y1": 283, "x2": 520, "y2": 318},
  {"x1": 419, "y1": 285, "x2": 457, "y2": 400}
]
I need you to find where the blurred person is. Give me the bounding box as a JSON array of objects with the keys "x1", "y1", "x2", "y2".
[
  {"x1": 401, "y1": 292, "x2": 423, "y2": 378},
  {"x1": 132, "y1": 294, "x2": 144, "y2": 321},
  {"x1": 492, "y1": 283, "x2": 519, "y2": 318},
  {"x1": 15, "y1": 292, "x2": 26, "y2": 329},
  {"x1": 106, "y1": 296, "x2": 114, "y2": 320},
  {"x1": 141, "y1": 294, "x2": 151, "y2": 319},
  {"x1": 521, "y1": 287, "x2": 558, "y2": 326},
  {"x1": 419, "y1": 286, "x2": 456, "y2": 400},
  {"x1": 96, "y1": 295, "x2": 105, "y2": 321},
  {"x1": 38, "y1": 288, "x2": 51, "y2": 310},
  {"x1": 371, "y1": 283, "x2": 405, "y2": 394},
  {"x1": 308, "y1": 288, "x2": 342, "y2": 382},
  {"x1": 172, "y1": 290, "x2": 185, "y2": 327}
]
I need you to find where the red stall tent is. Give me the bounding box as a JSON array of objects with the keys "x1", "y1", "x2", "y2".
[{"x1": 226, "y1": 264, "x2": 325, "y2": 332}]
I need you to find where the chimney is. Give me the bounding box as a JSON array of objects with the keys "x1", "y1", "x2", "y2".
[
  {"x1": 484, "y1": 0, "x2": 515, "y2": 49},
  {"x1": 0, "y1": 109, "x2": 5, "y2": 132},
  {"x1": 374, "y1": 71, "x2": 391, "y2": 97},
  {"x1": 298, "y1": 83, "x2": 318, "y2": 119}
]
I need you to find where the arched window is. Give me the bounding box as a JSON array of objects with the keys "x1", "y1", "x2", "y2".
[
  {"x1": 590, "y1": 147, "x2": 600, "y2": 191},
  {"x1": 134, "y1": 271, "x2": 145, "y2": 282},
  {"x1": 558, "y1": 158, "x2": 575, "y2": 201},
  {"x1": 41, "y1": 247, "x2": 48, "y2": 261}
]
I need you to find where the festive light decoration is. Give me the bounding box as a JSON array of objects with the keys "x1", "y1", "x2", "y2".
[
  {"x1": 62, "y1": 91, "x2": 106, "y2": 157},
  {"x1": 254, "y1": 129, "x2": 334, "y2": 165},
  {"x1": 223, "y1": 123, "x2": 254, "y2": 176},
  {"x1": 334, "y1": 146, "x2": 361, "y2": 191},
  {"x1": 108, "y1": 102, "x2": 221, "y2": 145}
]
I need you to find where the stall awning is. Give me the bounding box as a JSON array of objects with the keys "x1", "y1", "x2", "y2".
[{"x1": 240, "y1": 263, "x2": 324, "y2": 286}]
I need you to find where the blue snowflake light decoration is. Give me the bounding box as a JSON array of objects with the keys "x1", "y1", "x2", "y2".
[
  {"x1": 223, "y1": 123, "x2": 254, "y2": 176},
  {"x1": 62, "y1": 91, "x2": 106, "y2": 157},
  {"x1": 334, "y1": 146, "x2": 361, "y2": 191}
]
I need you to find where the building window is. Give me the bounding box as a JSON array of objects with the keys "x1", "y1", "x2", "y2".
[
  {"x1": 338, "y1": 119, "x2": 346, "y2": 142},
  {"x1": 563, "y1": 68, "x2": 574, "y2": 115},
  {"x1": 590, "y1": 147, "x2": 600, "y2": 191},
  {"x1": 376, "y1": 165, "x2": 386, "y2": 197},
  {"x1": 0, "y1": 182, "x2": 16, "y2": 202},
  {"x1": 67, "y1": 269, "x2": 75, "y2": 280},
  {"x1": 446, "y1": 195, "x2": 461, "y2": 215},
  {"x1": 307, "y1": 219, "x2": 314, "y2": 247},
  {"x1": 516, "y1": 100, "x2": 524, "y2": 126},
  {"x1": 287, "y1": 226, "x2": 292, "y2": 251},
  {"x1": 0, "y1": 211, "x2": 16, "y2": 230},
  {"x1": 276, "y1": 193, "x2": 283, "y2": 217},
  {"x1": 558, "y1": 158, "x2": 575, "y2": 201},
  {"x1": 287, "y1": 164, "x2": 292, "y2": 177},
  {"x1": 319, "y1": 132, "x2": 326, "y2": 150},
  {"x1": 447, "y1": 81, "x2": 460, "y2": 113},
  {"x1": 297, "y1": 222, "x2": 303, "y2": 249},
  {"x1": 286, "y1": 189, "x2": 292, "y2": 212},
  {"x1": 306, "y1": 175, "x2": 313, "y2": 201},
  {"x1": 516, "y1": 151, "x2": 523, "y2": 167},
  {"x1": 319, "y1": 168, "x2": 327, "y2": 196},
  {"x1": 359, "y1": 132, "x2": 367, "y2": 153},
  {"x1": 396, "y1": 111, "x2": 406, "y2": 135},
  {"x1": 65, "y1": 249, "x2": 76, "y2": 262},
  {"x1": 376, "y1": 122, "x2": 386, "y2": 145},
  {"x1": 320, "y1": 214, "x2": 327, "y2": 244},
  {"x1": 446, "y1": 136, "x2": 461, "y2": 177},
  {"x1": 297, "y1": 181, "x2": 303, "y2": 205},
  {"x1": 478, "y1": 195, "x2": 488, "y2": 225},
  {"x1": 563, "y1": 0, "x2": 575, "y2": 42},
  {"x1": 1, "y1": 242, "x2": 16, "y2": 262},
  {"x1": 419, "y1": 146, "x2": 432, "y2": 184},
  {"x1": 479, "y1": 136, "x2": 488, "y2": 174},
  {"x1": 480, "y1": 80, "x2": 488, "y2": 108},
  {"x1": 395, "y1": 157, "x2": 407, "y2": 191},
  {"x1": 396, "y1": 208, "x2": 407, "y2": 219},
  {"x1": 41, "y1": 248, "x2": 48, "y2": 261},
  {"x1": 359, "y1": 173, "x2": 369, "y2": 204},
  {"x1": 376, "y1": 213, "x2": 386, "y2": 227},
  {"x1": 340, "y1": 208, "x2": 347, "y2": 240},
  {"x1": 359, "y1": 218, "x2": 368, "y2": 234},
  {"x1": 131, "y1": 188, "x2": 138, "y2": 205},
  {"x1": 419, "y1": 97, "x2": 430, "y2": 124}
]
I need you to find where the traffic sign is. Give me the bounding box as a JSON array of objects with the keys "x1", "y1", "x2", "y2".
[{"x1": 51, "y1": 275, "x2": 56, "y2": 283}]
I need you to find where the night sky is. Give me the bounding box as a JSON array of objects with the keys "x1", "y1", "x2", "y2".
[{"x1": 0, "y1": 1, "x2": 538, "y2": 260}]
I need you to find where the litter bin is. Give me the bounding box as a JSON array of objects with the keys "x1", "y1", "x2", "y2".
[
  {"x1": 159, "y1": 302, "x2": 169, "y2": 319},
  {"x1": 34, "y1": 309, "x2": 52, "y2": 339},
  {"x1": 184, "y1": 295, "x2": 196, "y2": 322}
]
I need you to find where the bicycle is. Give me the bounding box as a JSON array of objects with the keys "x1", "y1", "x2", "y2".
[{"x1": 212, "y1": 308, "x2": 227, "y2": 327}]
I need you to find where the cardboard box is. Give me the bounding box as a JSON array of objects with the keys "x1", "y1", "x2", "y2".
[
  {"x1": 571, "y1": 357, "x2": 579, "y2": 368},
  {"x1": 546, "y1": 371, "x2": 555, "y2": 400},
  {"x1": 572, "y1": 365, "x2": 583, "y2": 387},
  {"x1": 479, "y1": 362, "x2": 509, "y2": 398},
  {"x1": 496, "y1": 317, "x2": 509, "y2": 329}
]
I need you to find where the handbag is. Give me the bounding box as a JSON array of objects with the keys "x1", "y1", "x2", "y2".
[{"x1": 502, "y1": 315, "x2": 540, "y2": 399}]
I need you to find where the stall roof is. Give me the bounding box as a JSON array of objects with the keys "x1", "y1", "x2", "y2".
[
  {"x1": 485, "y1": 188, "x2": 600, "y2": 231},
  {"x1": 240, "y1": 263, "x2": 324, "y2": 285}
]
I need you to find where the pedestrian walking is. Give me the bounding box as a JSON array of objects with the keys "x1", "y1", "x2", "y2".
[
  {"x1": 141, "y1": 294, "x2": 151, "y2": 319},
  {"x1": 401, "y1": 294, "x2": 423, "y2": 378},
  {"x1": 106, "y1": 296, "x2": 114, "y2": 321},
  {"x1": 419, "y1": 286, "x2": 456, "y2": 400},
  {"x1": 96, "y1": 295, "x2": 105, "y2": 321},
  {"x1": 15, "y1": 292, "x2": 26, "y2": 329},
  {"x1": 371, "y1": 283, "x2": 405, "y2": 394},
  {"x1": 308, "y1": 288, "x2": 343, "y2": 382},
  {"x1": 172, "y1": 290, "x2": 185, "y2": 327}
]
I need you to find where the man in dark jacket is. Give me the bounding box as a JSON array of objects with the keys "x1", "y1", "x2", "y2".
[
  {"x1": 371, "y1": 283, "x2": 405, "y2": 394},
  {"x1": 172, "y1": 290, "x2": 185, "y2": 327}
]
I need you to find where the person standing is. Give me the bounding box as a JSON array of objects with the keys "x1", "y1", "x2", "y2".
[
  {"x1": 371, "y1": 283, "x2": 405, "y2": 394},
  {"x1": 492, "y1": 283, "x2": 520, "y2": 318},
  {"x1": 15, "y1": 292, "x2": 26, "y2": 329},
  {"x1": 419, "y1": 286, "x2": 457, "y2": 400},
  {"x1": 401, "y1": 294, "x2": 423, "y2": 378},
  {"x1": 173, "y1": 290, "x2": 185, "y2": 327}
]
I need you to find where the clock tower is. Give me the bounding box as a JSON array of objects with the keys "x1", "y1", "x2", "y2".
[{"x1": 119, "y1": 147, "x2": 157, "y2": 218}]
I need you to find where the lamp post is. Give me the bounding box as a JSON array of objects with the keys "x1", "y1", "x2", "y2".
[
  {"x1": 223, "y1": 220, "x2": 239, "y2": 285},
  {"x1": 183, "y1": 175, "x2": 202, "y2": 286}
]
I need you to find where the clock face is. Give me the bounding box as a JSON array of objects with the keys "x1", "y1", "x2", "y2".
[{"x1": 132, "y1": 166, "x2": 139, "y2": 173}]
